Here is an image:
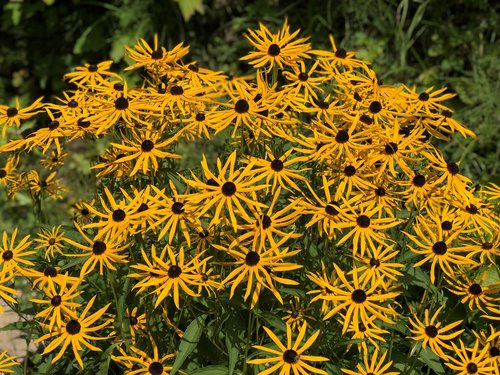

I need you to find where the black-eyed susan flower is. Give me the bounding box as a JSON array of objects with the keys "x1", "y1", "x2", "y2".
[
  {"x1": 408, "y1": 306, "x2": 464, "y2": 360},
  {"x1": 35, "y1": 225, "x2": 68, "y2": 260},
  {"x1": 129, "y1": 245, "x2": 205, "y2": 309},
  {"x1": 64, "y1": 224, "x2": 128, "y2": 277},
  {"x1": 36, "y1": 295, "x2": 113, "y2": 369},
  {"x1": 0, "y1": 96, "x2": 44, "y2": 136},
  {"x1": 247, "y1": 322, "x2": 328, "y2": 375},
  {"x1": 64, "y1": 60, "x2": 120, "y2": 87},
  {"x1": 282, "y1": 296, "x2": 316, "y2": 331},
  {"x1": 28, "y1": 170, "x2": 67, "y2": 200},
  {"x1": 343, "y1": 315, "x2": 389, "y2": 353},
  {"x1": 341, "y1": 349, "x2": 399, "y2": 375},
  {"x1": 406, "y1": 217, "x2": 475, "y2": 284},
  {"x1": 354, "y1": 245, "x2": 404, "y2": 288},
  {"x1": 182, "y1": 151, "x2": 267, "y2": 231},
  {"x1": 447, "y1": 273, "x2": 500, "y2": 313},
  {"x1": 125, "y1": 306, "x2": 147, "y2": 342},
  {"x1": 0, "y1": 351, "x2": 19, "y2": 374},
  {"x1": 28, "y1": 266, "x2": 80, "y2": 291},
  {"x1": 31, "y1": 274, "x2": 82, "y2": 331},
  {"x1": 241, "y1": 19, "x2": 312, "y2": 72},
  {"x1": 112, "y1": 338, "x2": 175, "y2": 375},
  {"x1": 446, "y1": 340, "x2": 496, "y2": 375},
  {"x1": 322, "y1": 264, "x2": 399, "y2": 333},
  {"x1": 0, "y1": 155, "x2": 20, "y2": 188},
  {"x1": 0, "y1": 228, "x2": 34, "y2": 276},
  {"x1": 217, "y1": 233, "x2": 301, "y2": 308}
]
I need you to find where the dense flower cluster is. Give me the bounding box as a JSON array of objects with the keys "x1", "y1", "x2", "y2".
[{"x1": 0, "y1": 20, "x2": 499, "y2": 374}]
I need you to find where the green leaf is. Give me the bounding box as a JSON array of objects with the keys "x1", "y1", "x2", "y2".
[
  {"x1": 189, "y1": 365, "x2": 229, "y2": 374},
  {"x1": 99, "y1": 342, "x2": 120, "y2": 375},
  {"x1": 175, "y1": 0, "x2": 204, "y2": 21},
  {"x1": 419, "y1": 346, "x2": 445, "y2": 375},
  {"x1": 224, "y1": 314, "x2": 245, "y2": 375},
  {"x1": 170, "y1": 314, "x2": 206, "y2": 374}
]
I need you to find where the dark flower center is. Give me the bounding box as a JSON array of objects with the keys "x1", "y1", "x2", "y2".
[
  {"x1": 0, "y1": 169, "x2": 7, "y2": 178},
  {"x1": 466, "y1": 362, "x2": 478, "y2": 374},
  {"x1": 418, "y1": 92, "x2": 430, "y2": 101},
  {"x1": 291, "y1": 310, "x2": 299, "y2": 318},
  {"x1": 357, "y1": 215, "x2": 370, "y2": 228},
  {"x1": 298, "y1": 72, "x2": 308, "y2": 81},
  {"x1": 67, "y1": 99, "x2": 78, "y2": 108},
  {"x1": 441, "y1": 221, "x2": 452, "y2": 231},
  {"x1": 468, "y1": 283, "x2": 482, "y2": 295},
  {"x1": 465, "y1": 204, "x2": 478, "y2": 215},
  {"x1": 92, "y1": 241, "x2": 107, "y2": 255},
  {"x1": 51, "y1": 295, "x2": 62, "y2": 306},
  {"x1": 112, "y1": 209, "x2": 126, "y2": 222},
  {"x1": 199, "y1": 230, "x2": 209, "y2": 238},
  {"x1": 335, "y1": 130, "x2": 350, "y2": 143},
  {"x1": 113, "y1": 83, "x2": 124, "y2": 91},
  {"x1": 412, "y1": 174, "x2": 426, "y2": 187},
  {"x1": 432, "y1": 241, "x2": 447, "y2": 255},
  {"x1": 151, "y1": 49, "x2": 163, "y2": 59},
  {"x1": 245, "y1": 251, "x2": 260, "y2": 266},
  {"x1": 375, "y1": 187, "x2": 386, "y2": 196},
  {"x1": 195, "y1": 113, "x2": 205, "y2": 121},
  {"x1": 370, "y1": 258, "x2": 380, "y2": 267},
  {"x1": 270, "y1": 159, "x2": 284, "y2": 172},
  {"x1": 129, "y1": 316, "x2": 138, "y2": 326},
  {"x1": 267, "y1": 43, "x2": 281, "y2": 56},
  {"x1": 360, "y1": 114, "x2": 373, "y2": 125},
  {"x1": 188, "y1": 64, "x2": 199, "y2": 72},
  {"x1": 88, "y1": 64, "x2": 98, "y2": 72},
  {"x1": 141, "y1": 140, "x2": 155, "y2": 152},
  {"x1": 481, "y1": 242, "x2": 493, "y2": 250},
  {"x1": 335, "y1": 48, "x2": 347, "y2": 58},
  {"x1": 384, "y1": 142, "x2": 398, "y2": 155},
  {"x1": 282, "y1": 349, "x2": 300, "y2": 364},
  {"x1": 6, "y1": 107, "x2": 18, "y2": 117},
  {"x1": 325, "y1": 203, "x2": 339, "y2": 216},
  {"x1": 48, "y1": 121, "x2": 59, "y2": 130},
  {"x1": 114, "y1": 97, "x2": 129, "y2": 110},
  {"x1": 170, "y1": 85, "x2": 184, "y2": 95},
  {"x1": 351, "y1": 289, "x2": 367, "y2": 303},
  {"x1": 148, "y1": 361, "x2": 164, "y2": 375},
  {"x1": 234, "y1": 99, "x2": 249, "y2": 114},
  {"x1": 489, "y1": 346, "x2": 499, "y2": 357},
  {"x1": 260, "y1": 214, "x2": 272, "y2": 229},
  {"x1": 369, "y1": 101, "x2": 382, "y2": 114},
  {"x1": 446, "y1": 162, "x2": 459, "y2": 175},
  {"x1": 201, "y1": 273, "x2": 209, "y2": 282},
  {"x1": 66, "y1": 319, "x2": 81, "y2": 335},
  {"x1": 77, "y1": 118, "x2": 90, "y2": 128},
  {"x1": 172, "y1": 202, "x2": 184, "y2": 214},
  {"x1": 44, "y1": 267, "x2": 58, "y2": 277},
  {"x1": 424, "y1": 325, "x2": 438, "y2": 338},
  {"x1": 344, "y1": 165, "x2": 356, "y2": 176},
  {"x1": 168, "y1": 265, "x2": 182, "y2": 278},
  {"x1": 81, "y1": 208, "x2": 90, "y2": 216},
  {"x1": 358, "y1": 322, "x2": 367, "y2": 332},
  {"x1": 442, "y1": 110, "x2": 453, "y2": 118},
  {"x1": 353, "y1": 92, "x2": 362, "y2": 102},
  {"x1": 221, "y1": 181, "x2": 237, "y2": 196},
  {"x1": 48, "y1": 238, "x2": 56, "y2": 245},
  {"x1": 2, "y1": 250, "x2": 13, "y2": 261}
]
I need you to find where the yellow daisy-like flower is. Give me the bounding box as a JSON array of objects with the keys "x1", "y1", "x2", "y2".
[
  {"x1": 36, "y1": 295, "x2": 113, "y2": 369},
  {"x1": 125, "y1": 306, "x2": 147, "y2": 342},
  {"x1": 0, "y1": 96, "x2": 44, "y2": 136},
  {"x1": 354, "y1": 245, "x2": 404, "y2": 288},
  {"x1": 0, "y1": 155, "x2": 20, "y2": 187},
  {"x1": 0, "y1": 228, "x2": 34, "y2": 276},
  {"x1": 0, "y1": 351, "x2": 19, "y2": 374},
  {"x1": 28, "y1": 170, "x2": 67, "y2": 200},
  {"x1": 241, "y1": 19, "x2": 312, "y2": 72},
  {"x1": 408, "y1": 306, "x2": 464, "y2": 360},
  {"x1": 446, "y1": 340, "x2": 496, "y2": 375},
  {"x1": 321, "y1": 264, "x2": 399, "y2": 334},
  {"x1": 129, "y1": 245, "x2": 206, "y2": 309},
  {"x1": 282, "y1": 296, "x2": 316, "y2": 332},
  {"x1": 247, "y1": 322, "x2": 329, "y2": 375},
  {"x1": 341, "y1": 349, "x2": 399, "y2": 375},
  {"x1": 35, "y1": 225, "x2": 68, "y2": 260},
  {"x1": 110, "y1": 127, "x2": 182, "y2": 176},
  {"x1": 64, "y1": 60, "x2": 120, "y2": 87}
]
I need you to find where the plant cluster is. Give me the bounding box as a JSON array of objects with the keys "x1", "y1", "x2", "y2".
[{"x1": 0, "y1": 19, "x2": 499, "y2": 375}]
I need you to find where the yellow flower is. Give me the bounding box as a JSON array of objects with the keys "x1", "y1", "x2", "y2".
[
  {"x1": 247, "y1": 322, "x2": 329, "y2": 375},
  {"x1": 341, "y1": 349, "x2": 399, "y2": 375},
  {"x1": 36, "y1": 295, "x2": 113, "y2": 369},
  {"x1": 35, "y1": 225, "x2": 68, "y2": 260},
  {"x1": 0, "y1": 96, "x2": 44, "y2": 136},
  {"x1": 446, "y1": 340, "x2": 496, "y2": 375},
  {"x1": 0, "y1": 351, "x2": 19, "y2": 374},
  {"x1": 0, "y1": 228, "x2": 34, "y2": 276},
  {"x1": 112, "y1": 338, "x2": 175, "y2": 374}
]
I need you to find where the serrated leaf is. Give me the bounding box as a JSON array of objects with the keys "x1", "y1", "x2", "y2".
[
  {"x1": 170, "y1": 314, "x2": 206, "y2": 374},
  {"x1": 189, "y1": 365, "x2": 229, "y2": 375},
  {"x1": 175, "y1": 0, "x2": 204, "y2": 21}
]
